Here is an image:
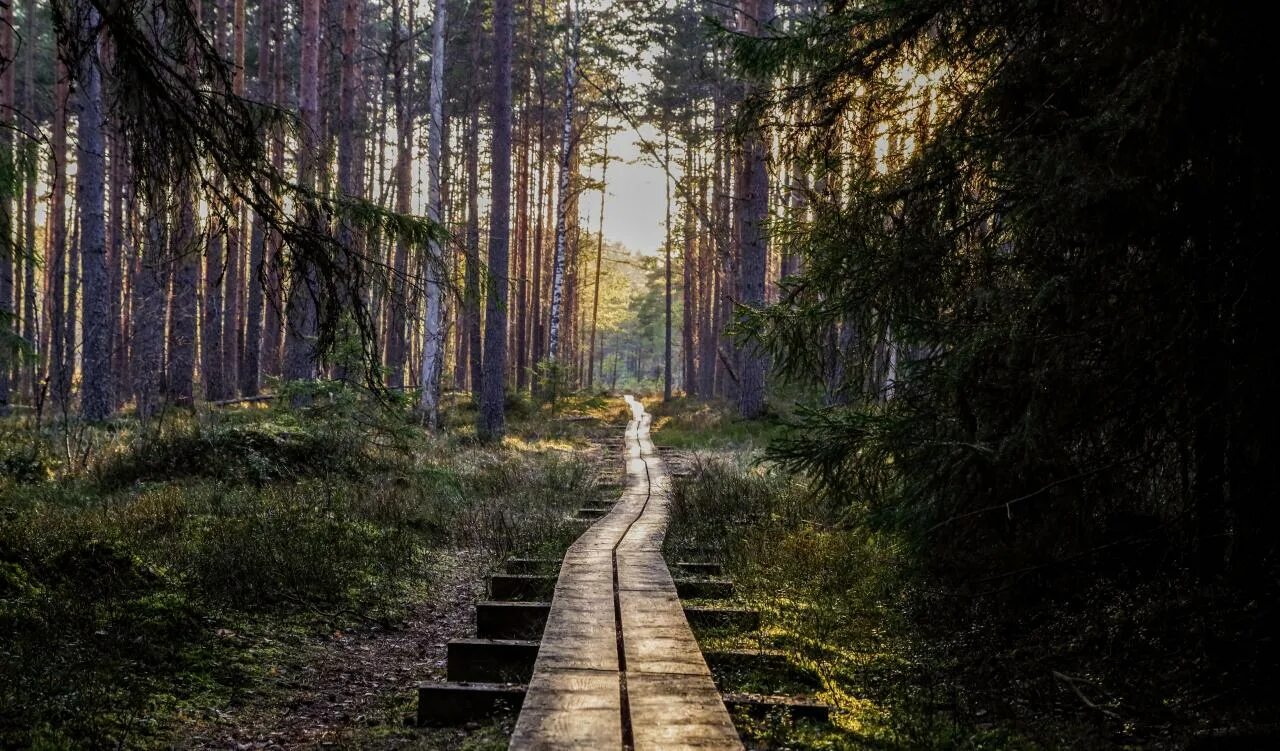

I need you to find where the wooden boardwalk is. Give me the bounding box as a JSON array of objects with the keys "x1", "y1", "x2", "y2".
[{"x1": 509, "y1": 396, "x2": 743, "y2": 750}]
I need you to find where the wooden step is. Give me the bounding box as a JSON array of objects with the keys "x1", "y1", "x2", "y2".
[
  {"x1": 705, "y1": 649, "x2": 822, "y2": 689},
  {"x1": 685, "y1": 606, "x2": 761, "y2": 631},
  {"x1": 504, "y1": 557, "x2": 560, "y2": 575},
  {"x1": 676, "y1": 561, "x2": 723, "y2": 576},
  {"x1": 475, "y1": 600, "x2": 551, "y2": 639},
  {"x1": 676, "y1": 577, "x2": 736, "y2": 600},
  {"x1": 723, "y1": 692, "x2": 831, "y2": 723},
  {"x1": 446, "y1": 638, "x2": 539, "y2": 683},
  {"x1": 576, "y1": 507, "x2": 608, "y2": 518},
  {"x1": 417, "y1": 681, "x2": 525, "y2": 726},
  {"x1": 488, "y1": 573, "x2": 556, "y2": 601}
]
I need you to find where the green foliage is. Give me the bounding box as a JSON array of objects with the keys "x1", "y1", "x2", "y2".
[
  {"x1": 647, "y1": 398, "x2": 785, "y2": 452},
  {"x1": 742, "y1": 0, "x2": 1277, "y2": 590},
  {"x1": 94, "y1": 419, "x2": 371, "y2": 489},
  {"x1": 0, "y1": 402, "x2": 608, "y2": 748},
  {"x1": 664, "y1": 457, "x2": 1038, "y2": 749},
  {"x1": 0, "y1": 430, "x2": 56, "y2": 485}
]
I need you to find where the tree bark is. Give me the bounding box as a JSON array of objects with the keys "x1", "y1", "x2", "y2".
[
  {"x1": 386, "y1": 0, "x2": 411, "y2": 388},
  {"x1": 0, "y1": 0, "x2": 14, "y2": 415},
  {"x1": 75, "y1": 2, "x2": 112, "y2": 420},
  {"x1": 546, "y1": 0, "x2": 579, "y2": 379},
  {"x1": 49, "y1": 58, "x2": 70, "y2": 409},
  {"x1": 735, "y1": 0, "x2": 771, "y2": 418},
  {"x1": 479, "y1": 0, "x2": 514, "y2": 439},
  {"x1": 663, "y1": 131, "x2": 673, "y2": 401},
  {"x1": 284, "y1": 0, "x2": 324, "y2": 386},
  {"x1": 586, "y1": 125, "x2": 609, "y2": 390},
  {"x1": 418, "y1": 0, "x2": 448, "y2": 427}
]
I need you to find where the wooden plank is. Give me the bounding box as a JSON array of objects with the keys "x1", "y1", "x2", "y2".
[
  {"x1": 510, "y1": 398, "x2": 741, "y2": 750},
  {"x1": 628, "y1": 672, "x2": 744, "y2": 750},
  {"x1": 508, "y1": 669, "x2": 623, "y2": 750}
]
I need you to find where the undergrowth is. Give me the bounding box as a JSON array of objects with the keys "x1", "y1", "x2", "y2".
[
  {"x1": 659, "y1": 403, "x2": 1277, "y2": 750},
  {"x1": 0, "y1": 390, "x2": 610, "y2": 749}
]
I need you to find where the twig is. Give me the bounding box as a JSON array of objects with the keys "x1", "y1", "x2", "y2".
[{"x1": 1052, "y1": 670, "x2": 1120, "y2": 719}]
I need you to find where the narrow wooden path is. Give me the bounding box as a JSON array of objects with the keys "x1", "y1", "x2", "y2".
[{"x1": 509, "y1": 396, "x2": 743, "y2": 750}]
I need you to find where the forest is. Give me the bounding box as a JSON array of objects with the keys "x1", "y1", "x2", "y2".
[{"x1": 1, "y1": 0, "x2": 1275, "y2": 749}]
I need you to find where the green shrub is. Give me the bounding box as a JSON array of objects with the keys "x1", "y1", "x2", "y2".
[{"x1": 94, "y1": 420, "x2": 373, "y2": 489}]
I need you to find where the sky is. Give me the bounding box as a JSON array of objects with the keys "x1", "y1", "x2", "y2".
[{"x1": 580, "y1": 123, "x2": 672, "y2": 256}]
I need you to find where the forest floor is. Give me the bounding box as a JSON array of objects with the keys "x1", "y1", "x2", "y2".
[
  {"x1": 0, "y1": 391, "x2": 624, "y2": 750},
  {"x1": 4, "y1": 393, "x2": 1274, "y2": 749},
  {"x1": 645, "y1": 397, "x2": 1278, "y2": 751}
]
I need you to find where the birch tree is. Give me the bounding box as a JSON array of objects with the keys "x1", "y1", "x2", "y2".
[
  {"x1": 545, "y1": 0, "x2": 579, "y2": 376},
  {"x1": 418, "y1": 0, "x2": 448, "y2": 427}
]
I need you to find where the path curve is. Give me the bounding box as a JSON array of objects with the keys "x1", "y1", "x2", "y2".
[{"x1": 509, "y1": 396, "x2": 742, "y2": 750}]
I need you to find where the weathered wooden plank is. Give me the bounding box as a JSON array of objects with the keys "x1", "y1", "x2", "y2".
[
  {"x1": 628, "y1": 672, "x2": 744, "y2": 750},
  {"x1": 509, "y1": 669, "x2": 623, "y2": 750},
  {"x1": 510, "y1": 398, "x2": 741, "y2": 750}
]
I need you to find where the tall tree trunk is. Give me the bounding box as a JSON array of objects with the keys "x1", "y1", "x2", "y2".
[
  {"x1": 586, "y1": 125, "x2": 608, "y2": 390},
  {"x1": 530, "y1": 92, "x2": 547, "y2": 392},
  {"x1": 285, "y1": 0, "x2": 323, "y2": 386},
  {"x1": 386, "y1": 0, "x2": 411, "y2": 389},
  {"x1": 75, "y1": 2, "x2": 111, "y2": 420},
  {"x1": 261, "y1": 0, "x2": 287, "y2": 379},
  {"x1": 222, "y1": 0, "x2": 248, "y2": 394},
  {"x1": 418, "y1": 0, "x2": 448, "y2": 427},
  {"x1": 663, "y1": 131, "x2": 673, "y2": 401},
  {"x1": 133, "y1": 184, "x2": 168, "y2": 419},
  {"x1": 546, "y1": 0, "x2": 578, "y2": 379},
  {"x1": 682, "y1": 144, "x2": 697, "y2": 396},
  {"x1": 202, "y1": 0, "x2": 227, "y2": 401},
  {"x1": 242, "y1": 0, "x2": 276, "y2": 396},
  {"x1": 735, "y1": 0, "x2": 772, "y2": 417},
  {"x1": 107, "y1": 106, "x2": 128, "y2": 405},
  {"x1": 49, "y1": 58, "x2": 71, "y2": 409},
  {"x1": 21, "y1": 0, "x2": 38, "y2": 404},
  {"x1": 336, "y1": 0, "x2": 363, "y2": 381},
  {"x1": 0, "y1": 0, "x2": 14, "y2": 415},
  {"x1": 479, "y1": 0, "x2": 514, "y2": 439},
  {"x1": 463, "y1": 103, "x2": 482, "y2": 398}
]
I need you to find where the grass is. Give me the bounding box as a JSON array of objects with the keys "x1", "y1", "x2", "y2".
[
  {"x1": 0, "y1": 389, "x2": 619, "y2": 749},
  {"x1": 644, "y1": 397, "x2": 787, "y2": 453},
  {"x1": 653, "y1": 406, "x2": 1043, "y2": 749},
  {"x1": 655, "y1": 399, "x2": 1276, "y2": 750}
]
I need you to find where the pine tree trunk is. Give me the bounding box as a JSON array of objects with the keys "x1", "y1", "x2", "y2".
[
  {"x1": 663, "y1": 131, "x2": 673, "y2": 401},
  {"x1": 167, "y1": 190, "x2": 199, "y2": 406},
  {"x1": 336, "y1": 0, "x2": 363, "y2": 382},
  {"x1": 463, "y1": 103, "x2": 482, "y2": 398},
  {"x1": 586, "y1": 127, "x2": 608, "y2": 390},
  {"x1": 260, "y1": 0, "x2": 287, "y2": 380},
  {"x1": 682, "y1": 145, "x2": 697, "y2": 396},
  {"x1": 386, "y1": 0, "x2": 411, "y2": 389},
  {"x1": 285, "y1": 0, "x2": 323, "y2": 386},
  {"x1": 21, "y1": 0, "x2": 38, "y2": 404},
  {"x1": 242, "y1": 0, "x2": 276, "y2": 396},
  {"x1": 736, "y1": 0, "x2": 771, "y2": 417},
  {"x1": 75, "y1": 2, "x2": 112, "y2": 420},
  {"x1": 0, "y1": 0, "x2": 14, "y2": 415},
  {"x1": 222, "y1": 0, "x2": 248, "y2": 395},
  {"x1": 479, "y1": 0, "x2": 514, "y2": 439},
  {"x1": 133, "y1": 184, "x2": 168, "y2": 419},
  {"x1": 49, "y1": 58, "x2": 70, "y2": 410}
]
